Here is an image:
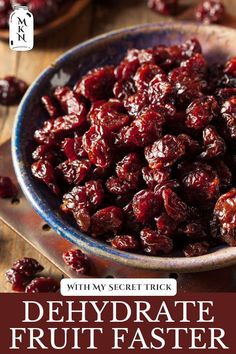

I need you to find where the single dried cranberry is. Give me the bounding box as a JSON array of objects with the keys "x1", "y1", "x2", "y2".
[
  {"x1": 61, "y1": 186, "x2": 90, "y2": 214},
  {"x1": 180, "y1": 222, "x2": 207, "y2": 240},
  {"x1": 54, "y1": 86, "x2": 88, "y2": 116},
  {"x1": 5, "y1": 269, "x2": 30, "y2": 292},
  {"x1": 113, "y1": 79, "x2": 136, "y2": 100},
  {"x1": 186, "y1": 96, "x2": 219, "y2": 130},
  {"x1": 0, "y1": 176, "x2": 18, "y2": 198},
  {"x1": 124, "y1": 92, "x2": 149, "y2": 118},
  {"x1": 181, "y1": 53, "x2": 207, "y2": 76},
  {"x1": 221, "y1": 97, "x2": 236, "y2": 139},
  {"x1": 183, "y1": 242, "x2": 209, "y2": 257},
  {"x1": 132, "y1": 189, "x2": 161, "y2": 224},
  {"x1": 179, "y1": 162, "x2": 219, "y2": 207},
  {"x1": 181, "y1": 38, "x2": 202, "y2": 59},
  {"x1": 89, "y1": 100, "x2": 129, "y2": 132},
  {"x1": 220, "y1": 227, "x2": 236, "y2": 247},
  {"x1": 0, "y1": 76, "x2": 27, "y2": 105},
  {"x1": 115, "y1": 58, "x2": 140, "y2": 81},
  {"x1": 200, "y1": 125, "x2": 226, "y2": 160},
  {"x1": 25, "y1": 277, "x2": 60, "y2": 293},
  {"x1": 62, "y1": 249, "x2": 90, "y2": 274},
  {"x1": 195, "y1": 0, "x2": 225, "y2": 24},
  {"x1": 82, "y1": 125, "x2": 112, "y2": 168},
  {"x1": 91, "y1": 206, "x2": 123, "y2": 237},
  {"x1": 118, "y1": 109, "x2": 164, "y2": 148},
  {"x1": 111, "y1": 235, "x2": 139, "y2": 251},
  {"x1": 155, "y1": 213, "x2": 177, "y2": 237},
  {"x1": 214, "y1": 189, "x2": 236, "y2": 229},
  {"x1": 134, "y1": 63, "x2": 163, "y2": 91},
  {"x1": 147, "y1": 0, "x2": 178, "y2": 16},
  {"x1": 106, "y1": 176, "x2": 138, "y2": 195},
  {"x1": 162, "y1": 188, "x2": 188, "y2": 222},
  {"x1": 61, "y1": 136, "x2": 87, "y2": 160},
  {"x1": 148, "y1": 74, "x2": 175, "y2": 105},
  {"x1": 142, "y1": 166, "x2": 171, "y2": 190},
  {"x1": 31, "y1": 160, "x2": 60, "y2": 195},
  {"x1": 116, "y1": 153, "x2": 142, "y2": 183},
  {"x1": 57, "y1": 159, "x2": 91, "y2": 185},
  {"x1": 75, "y1": 66, "x2": 116, "y2": 101},
  {"x1": 140, "y1": 227, "x2": 173, "y2": 255},
  {"x1": 145, "y1": 135, "x2": 185, "y2": 169},
  {"x1": 85, "y1": 180, "x2": 104, "y2": 207}
]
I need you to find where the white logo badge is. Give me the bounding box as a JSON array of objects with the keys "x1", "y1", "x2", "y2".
[{"x1": 9, "y1": 5, "x2": 34, "y2": 51}]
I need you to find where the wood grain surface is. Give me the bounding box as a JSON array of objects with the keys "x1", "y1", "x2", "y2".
[{"x1": 0, "y1": 0, "x2": 235, "y2": 292}]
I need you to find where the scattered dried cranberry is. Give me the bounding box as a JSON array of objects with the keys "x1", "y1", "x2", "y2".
[
  {"x1": 0, "y1": 176, "x2": 18, "y2": 198},
  {"x1": 25, "y1": 277, "x2": 60, "y2": 293},
  {"x1": 0, "y1": 76, "x2": 27, "y2": 105},
  {"x1": 147, "y1": 0, "x2": 178, "y2": 16},
  {"x1": 62, "y1": 249, "x2": 90, "y2": 274},
  {"x1": 5, "y1": 257, "x2": 44, "y2": 292},
  {"x1": 195, "y1": 0, "x2": 225, "y2": 24}
]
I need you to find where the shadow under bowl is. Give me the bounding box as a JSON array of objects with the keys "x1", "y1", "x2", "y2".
[{"x1": 12, "y1": 22, "x2": 236, "y2": 273}]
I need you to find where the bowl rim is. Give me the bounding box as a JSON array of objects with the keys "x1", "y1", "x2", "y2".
[{"x1": 12, "y1": 21, "x2": 236, "y2": 273}]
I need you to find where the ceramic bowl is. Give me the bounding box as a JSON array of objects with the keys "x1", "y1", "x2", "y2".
[{"x1": 12, "y1": 22, "x2": 236, "y2": 272}]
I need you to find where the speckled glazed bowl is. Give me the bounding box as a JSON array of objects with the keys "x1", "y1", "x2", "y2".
[{"x1": 12, "y1": 22, "x2": 236, "y2": 273}]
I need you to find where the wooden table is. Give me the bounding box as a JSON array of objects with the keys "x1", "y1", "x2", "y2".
[{"x1": 0, "y1": 0, "x2": 235, "y2": 292}]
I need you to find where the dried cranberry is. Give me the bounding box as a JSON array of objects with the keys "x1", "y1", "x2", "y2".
[
  {"x1": 179, "y1": 162, "x2": 219, "y2": 207},
  {"x1": 5, "y1": 269, "x2": 30, "y2": 292},
  {"x1": 116, "y1": 153, "x2": 142, "y2": 183},
  {"x1": 91, "y1": 206, "x2": 123, "y2": 237},
  {"x1": 31, "y1": 160, "x2": 60, "y2": 196},
  {"x1": 147, "y1": 0, "x2": 178, "y2": 16},
  {"x1": 85, "y1": 180, "x2": 104, "y2": 207},
  {"x1": 214, "y1": 189, "x2": 236, "y2": 229},
  {"x1": 134, "y1": 63, "x2": 163, "y2": 91},
  {"x1": 82, "y1": 125, "x2": 112, "y2": 168},
  {"x1": 221, "y1": 97, "x2": 236, "y2": 139},
  {"x1": 195, "y1": 0, "x2": 225, "y2": 24},
  {"x1": 145, "y1": 135, "x2": 185, "y2": 169},
  {"x1": 162, "y1": 188, "x2": 188, "y2": 222},
  {"x1": 155, "y1": 213, "x2": 177, "y2": 237},
  {"x1": 132, "y1": 189, "x2": 161, "y2": 224},
  {"x1": 106, "y1": 176, "x2": 138, "y2": 195},
  {"x1": 186, "y1": 96, "x2": 219, "y2": 130},
  {"x1": 61, "y1": 136, "x2": 87, "y2": 160},
  {"x1": 0, "y1": 176, "x2": 18, "y2": 198},
  {"x1": 142, "y1": 166, "x2": 171, "y2": 190},
  {"x1": 183, "y1": 242, "x2": 209, "y2": 257},
  {"x1": 140, "y1": 227, "x2": 173, "y2": 255},
  {"x1": 75, "y1": 66, "x2": 115, "y2": 101},
  {"x1": 62, "y1": 249, "x2": 90, "y2": 274},
  {"x1": 89, "y1": 99, "x2": 129, "y2": 132},
  {"x1": 54, "y1": 86, "x2": 88, "y2": 116},
  {"x1": 57, "y1": 159, "x2": 91, "y2": 185},
  {"x1": 25, "y1": 277, "x2": 60, "y2": 293},
  {"x1": 200, "y1": 125, "x2": 226, "y2": 160},
  {"x1": 111, "y1": 235, "x2": 139, "y2": 251},
  {"x1": 148, "y1": 74, "x2": 175, "y2": 105},
  {"x1": 0, "y1": 76, "x2": 27, "y2": 105}
]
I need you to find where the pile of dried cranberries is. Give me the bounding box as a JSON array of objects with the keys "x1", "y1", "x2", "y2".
[{"x1": 31, "y1": 38, "x2": 236, "y2": 258}]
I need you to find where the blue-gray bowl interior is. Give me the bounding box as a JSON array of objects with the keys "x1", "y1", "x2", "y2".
[{"x1": 12, "y1": 22, "x2": 236, "y2": 272}]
